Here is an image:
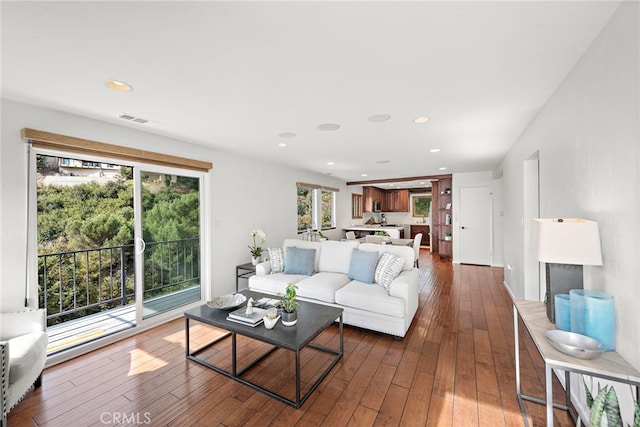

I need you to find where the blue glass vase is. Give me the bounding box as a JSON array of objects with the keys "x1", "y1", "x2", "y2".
[
  {"x1": 583, "y1": 291, "x2": 616, "y2": 351},
  {"x1": 570, "y1": 289, "x2": 616, "y2": 351},
  {"x1": 569, "y1": 289, "x2": 586, "y2": 334},
  {"x1": 554, "y1": 294, "x2": 571, "y2": 331}
]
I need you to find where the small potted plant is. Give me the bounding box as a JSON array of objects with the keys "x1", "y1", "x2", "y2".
[
  {"x1": 279, "y1": 283, "x2": 299, "y2": 326},
  {"x1": 444, "y1": 231, "x2": 452, "y2": 241}
]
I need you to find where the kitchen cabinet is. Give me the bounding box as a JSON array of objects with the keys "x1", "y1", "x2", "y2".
[
  {"x1": 410, "y1": 225, "x2": 430, "y2": 246},
  {"x1": 363, "y1": 186, "x2": 385, "y2": 212},
  {"x1": 385, "y1": 189, "x2": 409, "y2": 212},
  {"x1": 364, "y1": 187, "x2": 408, "y2": 212}
]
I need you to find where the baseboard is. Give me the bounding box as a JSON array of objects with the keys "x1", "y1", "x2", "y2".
[{"x1": 502, "y1": 281, "x2": 516, "y2": 300}]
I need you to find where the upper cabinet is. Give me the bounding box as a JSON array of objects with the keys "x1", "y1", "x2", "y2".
[
  {"x1": 364, "y1": 187, "x2": 409, "y2": 212},
  {"x1": 363, "y1": 186, "x2": 385, "y2": 212},
  {"x1": 384, "y1": 189, "x2": 409, "y2": 212}
]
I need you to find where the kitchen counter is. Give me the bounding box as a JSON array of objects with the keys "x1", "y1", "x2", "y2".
[
  {"x1": 343, "y1": 225, "x2": 405, "y2": 231},
  {"x1": 343, "y1": 224, "x2": 407, "y2": 239}
]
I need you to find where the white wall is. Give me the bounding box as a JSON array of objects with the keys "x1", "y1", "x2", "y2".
[
  {"x1": 0, "y1": 99, "x2": 352, "y2": 310},
  {"x1": 498, "y1": 0, "x2": 639, "y2": 369}
]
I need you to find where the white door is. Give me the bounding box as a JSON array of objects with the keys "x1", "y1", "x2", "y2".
[{"x1": 458, "y1": 186, "x2": 491, "y2": 265}]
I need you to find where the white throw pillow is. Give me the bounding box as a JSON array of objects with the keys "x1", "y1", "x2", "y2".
[
  {"x1": 374, "y1": 252, "x2": 405, "y2": 293},
  {"x1": 268, "y1": 247, "x2": 285, "y2": 273}
]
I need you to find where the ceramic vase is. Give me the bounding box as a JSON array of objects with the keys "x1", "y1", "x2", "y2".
[{"x1": 281, "y1": 310, "x2": 297, "y2": 326}]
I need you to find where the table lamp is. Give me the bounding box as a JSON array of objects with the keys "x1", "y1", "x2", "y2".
[{"x1": 531, "y1": 218, "x2": 603, "y2": 322}]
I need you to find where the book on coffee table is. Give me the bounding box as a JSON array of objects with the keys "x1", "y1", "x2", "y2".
[
  {"x1": 227, "y1": 307, "x2": 267, "y2": 325},
  {"x1": 226, "y1": 316, "x2": 264, "y2": 327}
]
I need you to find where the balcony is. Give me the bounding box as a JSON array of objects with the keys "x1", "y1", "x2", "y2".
[{"x1": 39, "y1": 238, "x2": 201, "y2": 354}]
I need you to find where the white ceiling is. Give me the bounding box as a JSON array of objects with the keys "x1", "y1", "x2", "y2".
[{"x1": 1, "y1": 1, "x2": 620, "y2": 183}]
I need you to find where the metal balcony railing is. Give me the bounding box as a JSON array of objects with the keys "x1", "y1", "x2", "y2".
[{"x1": 38, "y1": 237, "x2": 200, "y2": 326}]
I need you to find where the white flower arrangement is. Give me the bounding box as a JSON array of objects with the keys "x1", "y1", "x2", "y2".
[{"x1": 249, "y1": 229, "x2": 266, "y2": 258}]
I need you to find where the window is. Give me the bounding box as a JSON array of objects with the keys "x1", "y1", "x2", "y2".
[
  {"x1": 296, "y1": 182, "x2": 338, "y2": 231},
  {"x1": 297, "y1": 186, "x2": 313, "y2": 231},
  {"x1": 351, "y1": 193, "x2": 363, "y2": 219},
  {"x1": 412, "y1": 195, "x2": 432, "y2": 217},
  {"x1": 320, "y1": 190, "x2": 335, "y2": 229}
]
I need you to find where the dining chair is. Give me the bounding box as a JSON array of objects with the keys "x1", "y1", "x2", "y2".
[
  {"x1": 365, "y1": 235, "x2": 386, "y2": 244},
  {"x1": 413, "y1": 233, "x2": 423, "y2": 267}
]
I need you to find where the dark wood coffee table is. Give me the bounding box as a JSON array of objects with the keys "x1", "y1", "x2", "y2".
[{"x1": 184, "y1": 290, "x2": 343, "y2": 408}]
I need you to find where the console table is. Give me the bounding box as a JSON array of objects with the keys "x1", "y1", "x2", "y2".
[{"x1": 513, "y1": 299, "x2": 640, "y2": 427}]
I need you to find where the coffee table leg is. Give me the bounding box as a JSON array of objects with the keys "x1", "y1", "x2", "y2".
[
  {"x1": 339, "y1": 313, "x2": 344, "y2": 353},
  {"x1": 296, "y1": 349, "x2": 301, "y2": 408},
  {"x1": 185, "y1": 317, "x2": 190, "y2": 357},
  {"x1": 232, "y1": 332, "x2": 237, "y2": 376}
]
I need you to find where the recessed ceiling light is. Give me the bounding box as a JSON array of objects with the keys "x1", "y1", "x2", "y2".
[
  {"x1": 278, "y1": 132, "x2": 296, "y2": 138},
  {"x1": 327, "y1": 161, "x2": 335, "y2": 165},
  {"x1": 276, "y1": 142, "x2": 288, "y2": 148},
  {"x1": 368, "y1": 114, "x2": 391, "y2": 123},
  {"x1": 430, "y1": 148, "x2": 441, "y2": 153},
  {"x1": 361, "y1": 173, "x2": 368, "y2": 177},
  {"x1": 414, "y1": 116, "x2": 430, "y2": 124},
  {"x1": 376, "y1": 160, "x2": 391, "y2": 164},
  {"x1": 439, "y1": 167, "x2": 447, "y2": 170},
  {"x1": 318, "y1": 123, "x2": 340, "y2": 131},
  {"x1": 105, "y1": 79, "x2": 133, "y2": 92}
]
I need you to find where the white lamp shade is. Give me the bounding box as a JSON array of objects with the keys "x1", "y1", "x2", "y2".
[{"x1": 532, "y1": 218, "x2": 603, "y2": 266}]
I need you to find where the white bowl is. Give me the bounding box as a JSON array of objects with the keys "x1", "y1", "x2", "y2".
[
  {"x1": 545, "y1": 330, "x2": 605, "y2": 359},
  {"x1": 207, "y1": 293, "x2": 246, "y2": 309}
]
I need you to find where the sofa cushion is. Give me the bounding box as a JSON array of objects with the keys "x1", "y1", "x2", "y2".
[
  {"x1": 374, "y1": 253, "x2": 405, "y2": 292},
  {"x1": 268, "y1": 247, "x2": 285, "y2": 273},
  {"x1": 335, "y1": 281, "x2": 406, "y2": 318},
  {"x1": 8, "y1": 331, "x2": 48, "y2": 384},
  {"x1": 249, "y1": 273, "x2": 309, "y2": 295},
  {"x1": 318, "y1": 240, "x2": 359, "y2": 274},
  {"x1": 297, "y1": 272, "x2": 351, "y2": 303},
  {"x1": 348, "y1": 249, "x2": 379, "y2": 284},
  {"x1": 284, "y1": 247, "x2": 316, "y2": 275}
]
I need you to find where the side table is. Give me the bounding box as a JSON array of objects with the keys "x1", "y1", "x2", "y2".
[
  {"x1": 513, "y1": 299, "x2": 640, "y2": 427},
  {"x1": 236, "y1": 262, "x2": 256, "y2": 291}
]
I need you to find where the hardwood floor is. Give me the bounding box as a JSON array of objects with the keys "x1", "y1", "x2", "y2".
[{"x1": 9, "y1": 252, "x2": 575, "y2": 427}]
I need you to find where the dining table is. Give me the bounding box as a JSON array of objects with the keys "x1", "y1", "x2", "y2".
[{"x1": 356, "y1": 237, "x2": 414, "y2": 247}]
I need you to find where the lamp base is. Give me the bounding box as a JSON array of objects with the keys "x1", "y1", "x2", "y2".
[{"x1": 545, "y1": 263, "x2": 583, "y2": 323}]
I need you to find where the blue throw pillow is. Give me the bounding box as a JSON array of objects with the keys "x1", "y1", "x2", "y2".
[
  {"x1": 348, "y1": 249, "x2": 379, "y2": 284},
  {"x1": 284, "y1": 247, "x2": 316, "y2": 275}
]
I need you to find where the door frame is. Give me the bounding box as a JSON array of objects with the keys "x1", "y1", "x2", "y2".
[{"x1": 523, "y1": 155, "x2": 541, "y2": 301}]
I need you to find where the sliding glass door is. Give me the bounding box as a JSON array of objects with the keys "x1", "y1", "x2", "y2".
[
  {"x1": 135, "y1": 169, "x2": 202, "y2": 319},
  {"x1": 34, "y1": 150, "x2": 205, "y2": 353}
]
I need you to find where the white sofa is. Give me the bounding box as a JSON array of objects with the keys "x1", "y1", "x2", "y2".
[
  {"x1": 1, "y1": 309, "x2": 48, "y2": 426},
  {"x1": 249, "y1": 239, "x2": 419, "y2": 338}
]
